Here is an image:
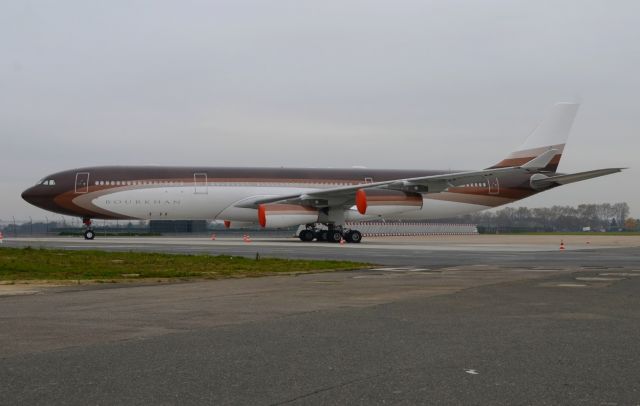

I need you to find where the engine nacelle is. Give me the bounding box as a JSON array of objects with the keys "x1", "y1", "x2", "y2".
[
  {"x1": 529, "y1": 173, "x2": 550, "y2": 190},
  {"x1": 223, "y1": 220, "x2": 257, "y2": 229},
  {"x1": 356, "y1": 189, "x2": 423, "y2": 216},
  {"x1": 258, "y1": 204, "x2": 319, "y2": 228}
]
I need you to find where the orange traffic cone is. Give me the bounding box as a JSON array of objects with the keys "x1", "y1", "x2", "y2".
[
  {"x1": 339, "y1": 238, "x2": 346, "y2": 245},
  {"x1": 560, "y1": 240, "x2": 565, "y2": 250},
  {"x1": 243, "y1": 234, "x2": 251, "y2": 243},
  {"x1": 210, "y1": 233, "x2": 216, "y2": 241},
  {"x1": 0, "y1": 231, "x2": 3, "y2": 244}
]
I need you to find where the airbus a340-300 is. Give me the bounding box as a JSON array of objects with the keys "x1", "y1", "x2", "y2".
[{"x1": 22, "y1": 103, "x2": 623, "y2": 242}]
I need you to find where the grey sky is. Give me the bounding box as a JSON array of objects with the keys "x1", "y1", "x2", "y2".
[{"x1": 1, "y1": 0, "x2": 639, "y2": 220}]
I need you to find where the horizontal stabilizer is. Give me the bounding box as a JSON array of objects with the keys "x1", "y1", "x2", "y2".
[
  {"x1": 521, "y1": 149, "x2": 560, "y2": 170},
  {"x1": 531, "y1": 168, "x2": 624, "y2": 188}
]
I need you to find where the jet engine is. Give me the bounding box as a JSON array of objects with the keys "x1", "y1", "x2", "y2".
[
  {"x1": 258, "y1": 204, "x2": 319, "y2": 228},
  {"x1": 223, "y1": 220, "x2": 257, "y2": 229},
  {"x1": 355, "y1": 189, "x2": 423, "y2": 216}
]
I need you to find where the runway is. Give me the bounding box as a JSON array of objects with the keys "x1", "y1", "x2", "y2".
[
  {"x1": 4, "y1": 234, "x2": 640, "y2": 267},
  {"x1": 1, "y1": 236, "x2": 640, "y2": 404}
]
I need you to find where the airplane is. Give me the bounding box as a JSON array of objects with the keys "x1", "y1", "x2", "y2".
[{"x1": 21, "y1": 102, "x2": 623, "y2": 242}]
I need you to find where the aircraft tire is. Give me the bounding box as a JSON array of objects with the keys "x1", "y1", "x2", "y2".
[
  {"x1": 84, "y1": 230, "x2": 95, "y2": 240},
  {"x1": 299, "y1": 230, "x2": 314, "y2": 242},
  {"x1": 348, "y1": 230, "x2": 362, "y2": 243},
  {"x1": 328, "y1": 230, "x2": 343, "y2": 243}
]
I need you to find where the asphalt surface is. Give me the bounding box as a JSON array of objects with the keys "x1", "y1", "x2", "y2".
[
  {"x1": 1, "y1": 237, "x2": 639, "y2": 404},
  {"x1": 4, "y1": 236, "x2": 640, "y2": 267}
]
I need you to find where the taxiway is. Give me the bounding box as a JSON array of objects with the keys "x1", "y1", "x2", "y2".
[{"x1": 1, "y1": 236, "x2": 639, "y2": 404}]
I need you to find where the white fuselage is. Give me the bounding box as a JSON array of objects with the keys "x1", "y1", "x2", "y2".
[{"x1": 88, "y1": 183, "x2": 490, "y2": 224}]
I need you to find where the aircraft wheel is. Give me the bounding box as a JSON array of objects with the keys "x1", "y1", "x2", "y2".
[
  {"x1": 299, "y1": 230, "x2": 314, "y2": 242},
  {"x1": 84, "y1": 229, "x2": 95, "y2": 240},
  {"x1": 316, "y1": 230, "x2": 328, "y2": 242},
  {"x1": 349, "y1": 230, "x2": 362, "y2": 243},
  {"x1": 328, "y1": 230, "x2": 343, "y2": 243}
]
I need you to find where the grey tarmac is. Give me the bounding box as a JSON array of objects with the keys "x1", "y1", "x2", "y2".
[
  {"x1": 1, "y1": 236, "x2": 639, "y2": 405},
  {"x1": 3, "y1": 234, "x2": 640, "y2": 267}
]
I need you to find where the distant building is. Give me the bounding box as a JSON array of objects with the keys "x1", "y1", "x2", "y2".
[{"x1": 149, "y1": 220, "x2": 208, "y2": 233}]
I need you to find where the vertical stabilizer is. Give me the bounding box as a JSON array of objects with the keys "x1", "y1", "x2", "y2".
[{"x1": 490, "y1": 102, "x2": 579, "y2": 172}]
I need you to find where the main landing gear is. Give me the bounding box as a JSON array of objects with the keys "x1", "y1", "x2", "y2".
[
  {"x1": 298, "y1": 225, "x2": 362, "y2": 243},
  {"x1": 82, "y1": 217, "x2": 95, "y2": 240}
]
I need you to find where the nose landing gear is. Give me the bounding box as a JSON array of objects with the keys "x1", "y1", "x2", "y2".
[{"x1": 82, "y1": 217, "x2": 95, "y2": 240}]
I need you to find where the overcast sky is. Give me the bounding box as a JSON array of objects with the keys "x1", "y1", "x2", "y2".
[{"x1": 1, "y1": 0, "x2": 639, "y2": 221}]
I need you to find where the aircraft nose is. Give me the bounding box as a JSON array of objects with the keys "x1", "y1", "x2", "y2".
[
  {"x1": 21, "y1": 186, "x2": 48, "y2": 208},
  {"x1": 22, "y1": 185, "x2": 59, "y2": 212},
  {"x1": 21, "y1": 186, "x2": 37, "y2": 203}
]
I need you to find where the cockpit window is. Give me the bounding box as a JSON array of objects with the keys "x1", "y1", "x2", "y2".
[{"x1": 38, "y1": 179, "x2": 56, "y2": 186}]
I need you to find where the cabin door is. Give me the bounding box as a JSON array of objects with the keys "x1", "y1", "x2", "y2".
[
  {"x1": 194, "y1": 173, "x2": 208, "y2": 194},
  {"x1": 75, "y1": 172, "x2": 90, "y2": 194},
  {"x1": 487, "y1": 177, "x2": 500, "y2": 195}
]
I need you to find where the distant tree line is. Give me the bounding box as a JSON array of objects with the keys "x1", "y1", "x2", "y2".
[
  {"x1": 442, "y1": 203, "x2": 637, "y2": 233},
  {"x1": 1, "y1": 203, "x2": 637, "y2": 236}
]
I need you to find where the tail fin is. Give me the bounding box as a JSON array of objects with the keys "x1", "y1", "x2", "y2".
[{"x1": 490, "y1": 102, "x2": 580, "y2": 172}]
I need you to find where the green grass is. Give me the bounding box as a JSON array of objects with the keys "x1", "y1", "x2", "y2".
[
  {"x1": 0, "y1": 247, "x2": 370, "y2": 282},
  {"x1": 497, "y1": 232, "x2": 640, "y2": 236}
]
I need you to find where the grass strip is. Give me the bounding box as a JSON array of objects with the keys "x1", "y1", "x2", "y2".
[
  {"x1": 0, "y1": 247, "x2": 370, "y2": 282},
  {"x1": 493, "y1": 232, "x2": 640, "y2": 236}
]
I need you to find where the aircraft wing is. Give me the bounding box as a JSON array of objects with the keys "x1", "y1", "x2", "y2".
[{"x1": 235, "y1": 151, "x2": 560, "y2": 209}]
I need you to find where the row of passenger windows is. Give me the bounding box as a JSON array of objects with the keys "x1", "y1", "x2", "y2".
[
  {"x1": 39, "y1": 179, "x2": 490, "y2": 188},
  {"x1": 95, "y1": 180, "x2": 360, "y2": 187},
  {"x1": 461, "y1": 182, "x2": 487, "y2": 188},
  {"x1": 96, "y1": 180, "x2": 184, "y2": 186}
]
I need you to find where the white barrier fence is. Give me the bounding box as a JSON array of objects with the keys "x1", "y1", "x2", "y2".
[{"x1": 299, "y1": 222, "x2": 478, "y2": 237}]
